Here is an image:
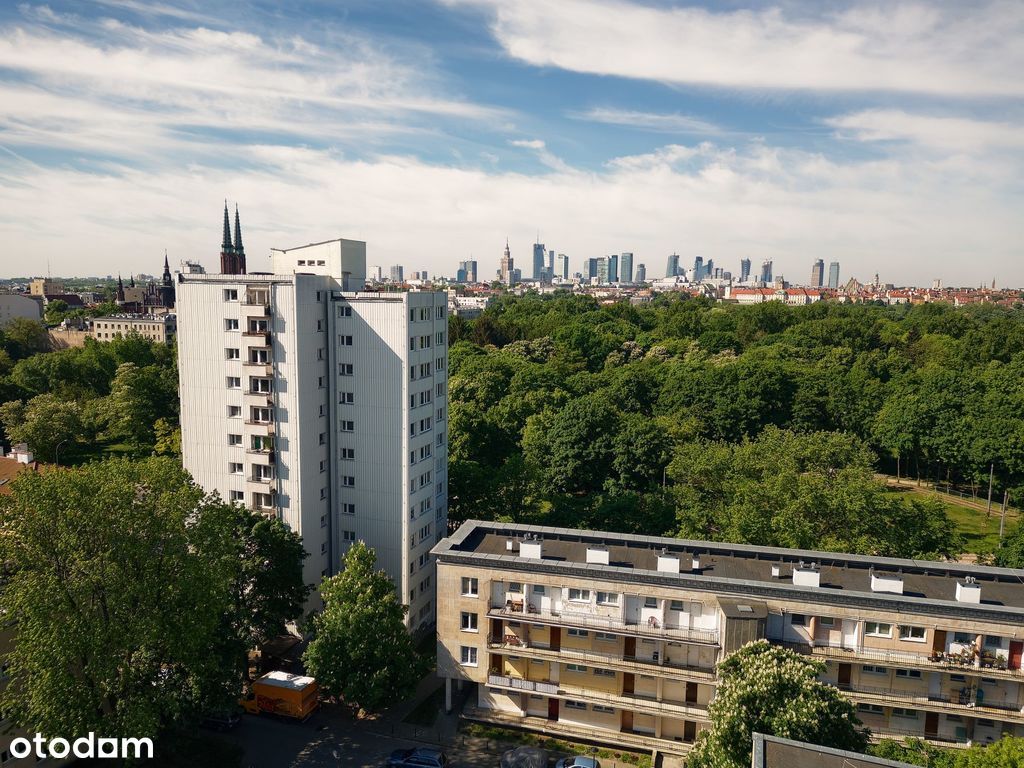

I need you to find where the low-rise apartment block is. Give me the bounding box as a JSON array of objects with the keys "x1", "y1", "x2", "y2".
[{"x1": 434, "y1": 521, "x2": 1024, "y2": 757}]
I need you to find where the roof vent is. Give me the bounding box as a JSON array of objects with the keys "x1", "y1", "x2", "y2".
[
  {"x1": 770, "y1": 564, "x2": 781, "y2": 579},
  {"x1": 586, "y1": 545, "x2": 610, "y2": 565},
  {"x1": 793, "y1": 560, "x2": 820, "y2": 588},
  {"x1": 519, "y1": 538, "x2": 543, "y2": 560},
  {"x1": 691, "y1": 553, "x2": 702, "y2": 572},
  {"x1": 870, "y1": 569, "x2": 904, "y2": 594},
  {"x1": 956, "y1": 576, "x2": 981, "y2": 604},
  {"x1": 657, "y1": 553, "x2": 681, "y2": 574}
]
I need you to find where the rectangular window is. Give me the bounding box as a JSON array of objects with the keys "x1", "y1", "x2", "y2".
[
  {"x1": 564, "y1": 701, "x2": 587, "y2": 710},
  {"x1": 507, "y1": 582, "x2": 523, "y2": 594},
  {"x1": 568, "y1": 588, "x2": 591, "y2": 602},
  {"x1": 898, "y1": 625, "x2": 926, "y2": 642},
  {"x1": 340, "y1": 420, "x2": 355, "y2": 432},
  {"x1": 319, "y1": 433, "x2": 326, "y2": 446},
  {"x1": 596, "y1": 591, "x2": 619, "y2": 606},
  {"x1": 461, "y1": 577, "x2": 478, "y2": 596},
  {"x1": 865, "y1": 622, "x2": 893, "y2": 638},
  {"x1": 460, "y1": 647, "x2": 477, "y2": 666},
  {"x1": 892, "y1": 708, "x2": 918, "y2": 719},
  {"x1": 862, "y1": 665, "x2": 888, "y2": 675},
  {"x1": 342, "y1": 530, "x2": 356, "y2": 542},
  {"x1": 226, "y1": 348, "x2": 240, "y2": 359},
  {"x1": 339, "y1": 392, "x2": 354, "y2": 404},
  {"x1": 595, "y1": 632, "x2": 616, "y2": 642},
  {"x1": 340, "y1": 335, "x2": 353, "y2": 346},
  {"x1": 593, "y1": 668, "x2": 616, "y2": 677},
  {"x1": 567, "y1": 628, "x2": 589, "y2": 638},
  {"x1": 341, "y1": 448, "x2": 355, "y2": 460},
  {"x1": 228, "y1": 462, "x2": 243, "y2": 475},
  {"x1": 338, "y1": 306, "x2": 352, "y2": 317},
  {"x1": 895, "y1": 669, "x2": 923, "y2": 679},
  {"x1": 316, "y1": 320, "x2": 324, "y2": 332},
  {"x1": 790, "y1": 614, "x2": 807, "y2": 626},
  {"x1": 226, "y1": 376, "x2": 241, "y2": 388},
  {"x1": 321, "y1": 514, "x2": 327, "y2": 528},
  {"x1": 224, "y1": 289, "x2": 238, "y2": 301},
  {"x1": 341, "y1": 476, "x2": 355, "y2": 487},
  {"x1": 819, "y1": 616, "x2": 836, "y2": 627},
  {"x1": 225, "y1": 318, "x2": 239, "y2": 330},
  {"x1": 229, "y1": 490, "x2": 244, "y2": 502},
  {"x1": 952, "y1": 632, "x2": 973, "y2": 644},
  {"x1": 341, "y1": 503, "x2": 356, "y2": 516},
  {"x1": 340, "y1": 363, "x2": 353, "y2": 376},
  {"x1": 857, "y1": 703, "x2": 884, "y2": 714},
  {"x1": 227, "y1": 405, "x2": 241, "y2": 418},
  {"x1": 566, "y1": 664, "x2": 587, "y2": 673},
  {"x1": 228, "y1": 434, "x2": 242, "y2": 446},
  {"x1": 592, "y1": 705, "x2": 615, "y2": 714},
  {"x1": 643, "y1": 596, "x2": 658, "y2": 609},
  {"x1": 461, "y1": 612, "x2": 478, "y2": 632}
]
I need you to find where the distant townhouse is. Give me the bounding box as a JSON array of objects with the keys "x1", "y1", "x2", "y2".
[{"x1": 90, "y1": 314, "x2": 177, "y2": 343}]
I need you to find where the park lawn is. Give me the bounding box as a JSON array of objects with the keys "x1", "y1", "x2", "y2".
[{"x1": 888, "y1": 486, "x2": 1019, "y2": 557}]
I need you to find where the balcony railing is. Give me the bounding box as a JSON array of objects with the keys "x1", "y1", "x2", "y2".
[
  {"x1": 835, "y1": 682, "x2": 1024, "y2": 720},
  {"x1": 487, "y1": 637, "x2": 717, "y2": 681},
  {"x1": 489, "y1": 602, "x2": 719, "y2": 645},
  {"x1": 773, "y1": 639, "x2": 1024, "y2": 679}
]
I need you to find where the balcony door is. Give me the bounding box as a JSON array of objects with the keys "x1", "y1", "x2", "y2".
[
  {"x1": 841, "y1": 619, "x2": 858, "y2": 649},
  {"x1": 1010, "y1": 641, "x2": 1023, "y2": 670},
  {"x1": 547, "y1": 698, "x2": 559, "y2": 721}
]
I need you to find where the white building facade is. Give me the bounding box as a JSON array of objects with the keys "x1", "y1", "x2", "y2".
[{"x1": 176, "y1": 239, "x2": 448, "y2": 627}]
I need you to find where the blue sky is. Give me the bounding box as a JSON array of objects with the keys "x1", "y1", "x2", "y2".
[{"x1": 0, "y1": 0, "x2": 1021, "y2": 284}]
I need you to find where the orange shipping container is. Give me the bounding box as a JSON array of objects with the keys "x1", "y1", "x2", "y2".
[{"x1": 242, "y1": 671, "x2": 319, "y2": 720}]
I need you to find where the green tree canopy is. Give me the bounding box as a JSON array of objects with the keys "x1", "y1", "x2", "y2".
[
  {"x1": 303, "y1": 541, "x2": 420, "y2": 712},
  {"x1": 687, "y1": 641, "x2": 867, "y2": 768}
]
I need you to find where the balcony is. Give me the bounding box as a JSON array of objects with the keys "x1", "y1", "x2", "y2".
[
  {"x1": 774, "y1": 640, "x2": 1024, "y2": 680},
  {"x1": 244, "y1": 420, "x2": 275, "y2": 437},
  {"x1": 835, "y1": 682, "x2": 1024, "y2": 723},
  {"x1": 487, "y1": 637, "x2": 716, "y2": 682},
  {"x1": 488, "y1": 603, "x2": 719, "y2": 646},
  {"x1": 485, "y1": 675, "x2": 710, "y2": 721}
]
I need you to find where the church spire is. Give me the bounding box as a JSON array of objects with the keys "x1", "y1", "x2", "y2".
[
  {"x1": 162, "y1": 251, "x2": 172, "y2": 284},
  {"x1": 221, "y1": 201, "x2": 233, "y2": 253},
  {"x1": 233, "y1": 204, "x2": 244, "y2": 257}
]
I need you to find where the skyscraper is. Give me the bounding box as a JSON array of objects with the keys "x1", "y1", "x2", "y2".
[
  {"x1": 390, "y1": 265, "x2": 404, "y2": 282},
  {"x1": 608, "y1": 254, "x2": 619, "y2": 284},
  {"x1": 596, "y1": 257, "x2": 609, "y2": 284},
  {"x1": 760, "y1": 260, "x2": 773, "y2": 284},
  {"x1": 811, "y1": 259, "x2": 825, "y2": 287},
  {"x1": 533, "y1": 242, "x2": 546, "y2": 280},
  {"x1": 828, "y1": 261, "x2": 840, "y2": 289},
  {"x1": 500, "y1": 240, "x2": 514, "y2": 286},
  {"x1": 547, "y1": 250, "x2": 555, "y2": 277},
  {"x1": 620, "y1": 252, "x2": 634, "y2": 283},
  {"x1": 635, "y1": 263, "x2": 646, "y2": 283},
  {"x1": 176, "y1": 234, "x2": 448, "y2": 626},
  {"x1": 587, "y1": 258, "x2": 599, "y2": 280},
  {"x1": 666, "y1": 253, "x2": 680, "y2": 278},
  {"x1": 692, "y1": 256, "x2": 704, "y2": 282},
  {"x1": 556, "y1": 253, "x2": 569, "y2": 280},
  {"x1": 457, "y1": 260, "x2": 478, "y2": 284},
  {"x1": 739, "y1": 258, "x2": 751, "y2": 282}
]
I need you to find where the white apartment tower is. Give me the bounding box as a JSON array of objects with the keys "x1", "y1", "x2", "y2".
[{"x1": 176, "y1": 237, "x2": 448, "y2": 628}]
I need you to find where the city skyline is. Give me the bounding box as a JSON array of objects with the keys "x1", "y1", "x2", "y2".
[{"x1": 0, "y1": 1, "x2": 1021, "y2": 284}]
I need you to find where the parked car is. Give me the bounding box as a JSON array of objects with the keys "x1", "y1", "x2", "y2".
[
  {"x1": 555, "y1": 757, "x2": 600, "y2": 768},
  {"x1": 387, "y1": 747, "x2": 450, "y2": 768},
  {"x1": 200, "y1": 710, "x2": 241, "y2": 731}
]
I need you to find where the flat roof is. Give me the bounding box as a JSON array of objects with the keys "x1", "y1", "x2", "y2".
[
  {"x1": 433, "y1": 521, "x2": 1024, "y2": 623},
  {"x1": 258, "y1": 671, "x2": 315, "y2": 690},
  {"x1": 752, "y1": 734, "x2": 916, "y2": 768}
]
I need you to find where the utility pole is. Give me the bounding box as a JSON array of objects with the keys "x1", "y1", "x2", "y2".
[
  {"x1": 1000, "y1": 490, "x2": 1010, "y2": 543},
  {"x1": 987, "y1": 462, "x2": 995, "y2": 516}
]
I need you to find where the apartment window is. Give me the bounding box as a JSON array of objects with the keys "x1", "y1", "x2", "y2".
[
  {"x1": 507, "y1": 582, "x2": 523, "y2": 594},
  {"x1": 643, "y1": 596, "x2": 658, "y2": 609},
  {"x1": 595, "y1": 632, "x2": 616, "y2": 642},
  {"x1": 342, "y1": 530, "x2": 356, "y2": 542},
  {"x1": 339, "y1": 448, "x2": 354, "y2": 460},
  {"x1": 952, "y1": 632, "x2": 973, "y2": 644},
  {"x1": 342, "y1": 503, "x2": 355, "y2": 515},
  {"x1": 340, "y1": 363, "x2": 353, "y2": 376},
  {"x1": 950, "y1": 674, "x2": 966, "y2": 682},
  {"x1": 319, "y1": 433, "x2": 326, "y2": 446},
  {"x1": 340, "y1": 335, "x2": 353, "y2": 346},
  {"x1": 669, "y1": 600, "x2": 686, "y2": 611},
  {"x1": 410, "y1": 422, "x2": 417, "y2": 437},
  {"x1": 596, "y1": 591, "x2": 619, "y2": 606},
  {"x1": 857, "y1": 704, "x2": 884, "y2": 714},
  {"x1": 409, "y1": 337, "x2": 416, "y2": 351},
  {"x1": 317, "y1": 348, "x2": 324, "y2": 361},
  {"x1": 865, "y1": 622, "x2": 893, "y2": 638},
  {"x1": 228, "y1": 462, "x2": 243, "y2": 475},
  {"x1": 250, "y1": 377, "x2": 272, "y2": 393},
  {"x1": 320, "y1": 542, "x2": 327, "y2": 554},
  {"x1": 226, "y1": 348, "x2": 240, "y2": 360},
  {"x1": 436, "y1": 331, "x2": 445, "y2": 345},
  {"x1": 790, "y1": 614, "x2": 807, "y2": 626},
  {"x1": 225, "y1": 318, "x2": 239, "y2": 330},
  {"x1": 568, "y1": 588, "x2": 591, "y2": 602},
  {"x1": 409, "y1": 309, "x2": 416, "y2": 322},
  {"x1": 341, "y1": 420, "x2": 355, "y2": 432},
  {"x1": 436, "y1": 356, "x2": 445, "y2": 371},
  {"x1": 862, "y1": 665, "x2": 888, "y2": 675},
  {"x1": 437, "y1": 407, "x2": 446, "y2": 422},
  {"x1": 593, "y1": 668, "x2": 616, "y2": 677},
  {"x1": 339, "y1": 392, "x2": 354, "y2": 405},
  {"x1": 419, "y1": 362, "x2": 431, "y2": 377},
  {"x1": 341, "y1": 475, "x2": 355, "y2": 487},
  {"x1": 224, "y1": 289, "x2": 238, "y2": 301},
  {"x1": 410, "y1": 366, "x2": 417, "y2": 381},
  {"x1": 567, "y1": 629, "x2": 589, "y2": 638},
  {"x1": 566, "y1": 664, "x2": 587, "y2": 673},
  {"x1": 419, "y1": 445, "x2": 432, "y2": 460},
  {"x1": 895, "y1": 669, "x2": 923, "y2": 679},
  {"x1": 899, "y1": 625, "x2": 926, "y2": 642},
  {"x1": 892, "y1": 708, "x2": 918, "y2": 719},
  {"x1": 592, "y1": 705, "x2": 615, "y2": 714},
  {"x1": 564, "y1": 701, "x2": 587, "y2": 711},
  {"x1": 436, "y1": 306, "x2": 444, "y2": 319},
  {"x1": 228, "y1": 434, "x2": 242, "y2": 446},
  {"x1": 459, "y1": 612, "x2": 478, "y2": 633},
  {"x1": 531, "y1": 585, "x2": 545, "y2": 595},
  {"x1": 316, "y1": 320, "x2": 324, "y2": 332},
  {"x1": 338, "y1": 306, "x2": 352, "y2": 317},
  {"x1": 461, "y1": 577, "x2": 478, "y2": 596},
  {"x1": 460, "y1": 646, "x2": 478, "y2": 666},
  {"x1": 229, "y1": 490, "x2": 244, "y2": 502},
  {"x1": 226, "y1": 376, "x2": 241, "y2": 388},
  {"x1": 227, "y1": 405, "x2": 241, "y2": 418}
]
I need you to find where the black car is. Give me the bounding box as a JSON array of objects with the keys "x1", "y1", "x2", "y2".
[{"x1": 387, "y1": 748, "x2": 450, "y2": 768}]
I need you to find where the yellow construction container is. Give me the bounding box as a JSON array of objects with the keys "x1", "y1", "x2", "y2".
[{"x1": 241, "y1": 671, "x2": 319, "y2": 720}]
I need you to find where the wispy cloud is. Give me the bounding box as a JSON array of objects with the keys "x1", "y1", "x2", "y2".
[
  {"x1": 570, "y1": 107, "x2": 719, "y2": 135},
  {"x1": 825, "y1": 109, "x2": 1024, "y2": 152},
  {"x1": 447, "y1": 0, "x2": 1024, "y2": 96},
  {"x1": 508, "y1": 138, "x2": 573, "y2": 173}
]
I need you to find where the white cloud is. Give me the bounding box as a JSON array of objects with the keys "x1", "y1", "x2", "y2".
[
  {"x1": 508, "y1": 138, "x2": 573, "y2": 173},
  {"x1": 825, "y1": 109, "x2": 1024, "y2": 152},
  {"x1": 1, "y1": 138, "x2": 1020, "y2": 286},
  {"x1": 447, "y1": 0, "x2": 1024, "y2": 96},
  {"x1": 570, "y1": 107, "x2": 718, "y2": 134}
]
